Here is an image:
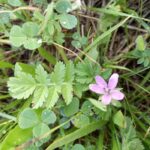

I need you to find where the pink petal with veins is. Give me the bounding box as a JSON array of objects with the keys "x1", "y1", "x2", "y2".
[
  {"x1": 101, "y1": 94, "x2": 112, "y2": 105},
  {"x1": 108, "y1": 73, "x2": 119, "y2": 89},
  {"x1": 111, "y1": 90, "x2": 124, "y2": 100},
  {"x1": 89, "y1": 84, "x2": 105, "y2": 94},
  {"x1": 95, "y1": 75, "x2": 107, "y2": 88}
]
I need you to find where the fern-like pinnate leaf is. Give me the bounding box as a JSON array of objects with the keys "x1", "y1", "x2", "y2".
[
  {"x1": 8, "y1": 72, "x2": 36, "y2": 99},
  {"x1": 61, "y1": 61, "x2": 74, "y2": 105},
  {"x1": 46, "y1": 87, "x2": 59, "y2": 108},
  {"x1": 65, "y1": 61, "x2": 74, "y2": 82},
  {"x1": 51, "y1": 61, "x2": 65, "y2": 84},
  {"x1": 7, "y1": 61, "x2": 74, "y2": 108},
  {"x1": 61, "y1": 83, "x2": 73, "y2": 105}
]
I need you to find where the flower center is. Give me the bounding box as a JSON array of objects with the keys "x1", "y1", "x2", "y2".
[{"x1": 104, "y1": 87, "x2": 111, "y2": 94}]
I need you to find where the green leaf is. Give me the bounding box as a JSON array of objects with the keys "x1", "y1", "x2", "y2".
[
  {"x1": 38, "y1": 47, "x2": 57, "y2": 65},
  {"x1": 81, "y1": 101, "x2": 93, "y2": 116},
  {"x1": 59, "y1": 14, "x2": 77, "y2": 29},
  {"x1": 59, "y1": 117, "x2": 71, "y2": 129},
  {"x1": 0, "y1": 125, "x2": 32, "y2": 150},
  {"x1": 22, "y1": 22, "x2": 39, "y2": 37},
  {"x1": 71, "y1": 144, "x2": 85, "y2": 150},
  {"x1": 61, "y1": 83, "x2": 73, "y2": 105},
  {"x1": 17, "y1": 63, "x2": 35, "y2": 75},
  {"x1": 89, "y1": 98, "x2": 107, "y2": 112},
  {"x1": 8, "y1": 72, "x2": 36, "y2": 99},
  {"x1": 32, "y1": 123, "x2": 50, "y2": 137},
  {"x1": 24, "y1": 38, "x2": 41, "y2": 50},
  {"x1": 55, "y1": 0, "x2": 72, "y2": 13},
  {"x1": 63, "y1": 97, "x2": 79, "y2": 117},
  {"x1": 46, "y1": 86, "x2": 59, "y2": 108},
  {"x1": 72, "y1": 114, "x2": 90, "y2": 128},
  {"x1": 18, "y1": 108, "x2": 39, "y2": 129},
  {"x1": 0, "y1": 61, "x2": 14, "y2": 69},
  {"x1": 46, "y1": 120, "x2": 106, "y2": 150},
  {"x1": 32, "y1": 86, "x2": 49, "y2": 108},
  {"x1": 65, "y1": 61, "x2": 74, "y2": 82},
  {"x1": 72, "y1": 32, "x2": 80, "y2": 40},
  {"x1": 72, "y1": 40, "x2": 81, "y2": 49},
  {"x1": 75, "y1": 60, "x2": 100, "y2": 84},
  {"x1": 51, "y1": 61, "x2": 65, "y2": 84},
  {"x1": 47, "y1": 22, "x2": 55, "y2": 35},
  {"x1": 113, "y1": 110, "x2": 126, "y2": 128},
  {"x1": 128, "y1": 138, "x2": 144, "y2": 150},
  {"x1": 41, "y1": 109, "x2": 57, "y2": 124},
  {"x1": 35, "y1": 64, "x2": 50, "y2": 84},
  {"x1": 8, "y1": 0, "x2": 21, "y2": 6},
  {"x1": 135, "y1": 35, "x2": 146, "y2": 51},
  {"x1": 9, "y1": 25, "x2": 26, "y2": 47}
]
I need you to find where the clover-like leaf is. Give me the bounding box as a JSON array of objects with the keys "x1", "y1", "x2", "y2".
[
  {"x1": 9, "y1": 25, "x2": 26, "y2": 47},
  {"x1": 72, "y1": 114, "x2": 90, "y2": 128},
  {"x1": 63, "y1": 97, "x2": 79, "y2": 117},
  {"x1": 32, "y1": 123, "x2": 50, "y2": 138},
  {"x1": 8, "y1": 0, "x2": 22, "y2": 6},
  {"x1": 18, "y1": 108, "x2": 39, "y2": 129},
  {"x1": 41, "y1": 109, "x2": 57, "y2": 124},
  {"x1": 24, "y1": 38, "x2": 41, "y2": 50},
  {"x1": 22, "y1": 22, "x2": 39, "y2": 37},
  {"x1": 71, "y1": 144, "x2": 85, "y2": 150},
  {"x1": 59, "y1": 14, "x2": 77, "y2": 29},
  {"x1": 55, "y1": 0, "x2": 72, "y2": 13}
]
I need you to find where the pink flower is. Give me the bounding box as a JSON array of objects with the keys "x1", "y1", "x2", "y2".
[{"x1": 89, "y1": 73, "x2": 124, "y2": 105}]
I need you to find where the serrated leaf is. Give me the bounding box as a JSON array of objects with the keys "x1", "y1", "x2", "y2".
[
  {"x1": 8, "y1": 72, "x2": 36, "y2": 99},
  {"x1": 59, "y1": 14, "x2": 77, "y2": 29},
  {"x1": 55, "y1": 0, "x2": 72, "y2": 13},
  {"x1": 61, "y1": 83, "x2": 73, "y2": 105},
  {"x1": 35, "y1": 64, "x2": 50, "y2": 84},
  {"x1": 24, "y1": 38, "x2": 41, "y2": 50},
  {"x1": 22, "y1": 22, "x2": 39, "y2": 37},
  {"x1": 41, "y1": 109, "x2": 57, "y2": 124},
  {"x1": 9, "y1": 25, "x2": 26, "y2": 47},
  {"x1": 65, "y1": 61, "x2": 74, "y2": 82},
  {"x1": 75, "y1": 60, "x2": 100, "y2": 84},
  {"x1": 128, "y1": 138, "x2": 144, "y2": 150},
  {"x1": 46, "y1": 86, "x2": 59, "y2": 108},
  {"x1": 32, "y1": 86, "x2": 49, "y2": 108},
  {"x1": 51, "y1": 61, "x2": 65, "y2": 84},
  {"x1": 18, "y1": 108, "x2": 39, "y2": 129},
  {"x1": 89, "y1": 98, "x2": 107, "y2": 112}
]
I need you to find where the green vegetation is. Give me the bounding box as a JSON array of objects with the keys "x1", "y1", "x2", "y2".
[{"x1": 0, "y1": 0, "x2": 150, "y2": 149}]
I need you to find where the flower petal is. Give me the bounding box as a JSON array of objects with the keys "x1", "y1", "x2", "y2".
[
  {"x1": 111, "y1": 90, "x2": 124, "y2": 100},
  {"x1": 108, "y1": 73, "x2": 119, "y2": 89},
  {"x1": 95, "y1": 75, "x2": 107, "y2": 88},
  {"x1": 101, "y1": 94, "x2": 111, "y2": 105},
  {"x1": 89, "y1": 84, "x2": 105, "y2": 94}
]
